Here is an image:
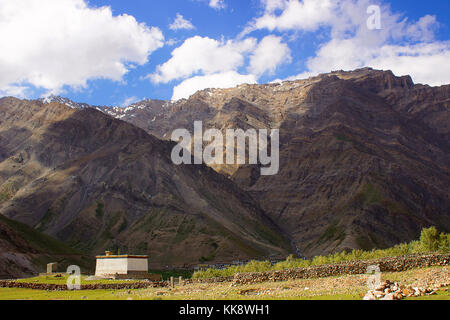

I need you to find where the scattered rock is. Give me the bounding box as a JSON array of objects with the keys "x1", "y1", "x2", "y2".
[
  {"x1": 402, "y1": 288, "x2": 411, "y2": 296},
  {"x1": 362, "y1": 279, "x2": 447, "y2": 301},
  {"x1": 363, "y1": 292, "x2": 376, "y2": 300},
  {"x1": 381, "y1": 293, "x2": 395, "y2": 300},
  {"x1": 393, "y1": 293, "x2": 403, "y2": 300}
]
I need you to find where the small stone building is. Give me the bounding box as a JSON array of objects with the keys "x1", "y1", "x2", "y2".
[{"x1": 95, "y1": 251, "x2": 149, "y2": 278}]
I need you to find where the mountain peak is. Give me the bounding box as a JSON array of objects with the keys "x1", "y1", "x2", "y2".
[{"x1": 39, "y1": 95, "x2": 91, "y2": 109}]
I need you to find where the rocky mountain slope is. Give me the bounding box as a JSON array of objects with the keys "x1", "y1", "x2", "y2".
[
  {"x1": 100, "y1": 68, "x2": 449, "y2": 257},
  {"x1": 0, "y1": 97, "x2": 291, "y2": 271}
]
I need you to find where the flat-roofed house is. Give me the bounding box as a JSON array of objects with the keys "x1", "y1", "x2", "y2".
[{"x1": 95, "y1": 251, "x2": 149, "y2": 279}]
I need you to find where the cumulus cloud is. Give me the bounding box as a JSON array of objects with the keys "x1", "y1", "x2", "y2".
[
  {"x1": 248, "y1": 35, "x2": 292, "y2": 76},
  {"x1": 362, "y1": 42, "x2": 450, "y2": 86},
  {"x1": 149, "y1": 36, "x2": 257, "y2": 83},
  {"x1": 0, "y1": 85, "x2": 29, "y2": 99},
  {"x1": 293, "y1": 40, "x2": 450, "y2": 86},
  {"x1": 209, "y1": 0, "x2": 226, "y2": 10},
  {"x1": 260, "y1": 0, "x2": 286, "y2": 13},
  {"x1": 172, "y1": 71, "x2": 257, "y2": 100},
  {"x1": 241, "y1": 0, "x2": 336, "y2": 36},
  {"x1": 151, "y1": 34, "x2": 294, "y2": 99},
  {"x1": 169, "y1": 13, "x2": 195, "y2": 31},
  {"x1": 0, "y1": 0, "x2": 164, "y2": 96},
  {"x1": 250, "y1": 0, "x2": 449, "y2": 86}
]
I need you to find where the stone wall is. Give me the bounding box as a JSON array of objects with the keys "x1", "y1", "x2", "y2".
[
  {"x1": 0, "y1": 280, "x2": 168, "y2": 291},
  {"x1": 184, "y1": 276, "x2": 234, "y2": 285},
  {"x1": 99, "y1": 272, "x2": 162, "y2": 281},
  {"x1": 231, "y1": 254, "x2": 449, "y2": 285}
]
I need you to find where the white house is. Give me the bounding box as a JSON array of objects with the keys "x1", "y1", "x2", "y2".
[{"x1": 95, "y1": 251, "x2": 149, "y2": 278}]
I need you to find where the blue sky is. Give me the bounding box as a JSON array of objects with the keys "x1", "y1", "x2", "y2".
[{"x1": 0, "y1": 0, "x2": 449, "y2": 106}]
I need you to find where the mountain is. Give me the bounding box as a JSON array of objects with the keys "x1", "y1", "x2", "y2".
[
  {"x1": 1, "y1": 68, "x2": 448, "y2": 268},
  {"x1": 0, "y1": 97, "x2": 291, "y2": 271},
  {"x1": 101, "y1": 68, "x2": 450, "y2": 257}
]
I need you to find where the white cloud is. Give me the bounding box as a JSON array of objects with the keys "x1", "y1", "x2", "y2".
[
  {"x1": 0, "y1": 85, "x2": 29, "y2": 98},
  {"x1": 248, "y1": 35, "x2": 292, "y2": 76},
  {"x1": 151, "y1": 34, "x2": 294, "y2": 99},
  {"x1": 291, "y1": 41, "x2": 450, "y2": 87},
  {"x1": 209, "y1": 0, "x2": 226, "y2": 10},
  {"x1": 169, "y1": 13, "x2": 195, "y2": 31},
  {"x1": 251, "y1": 0, "x2": 450, "y2": 86},
  {"x1": 0, "y1": 0, "x2": 164, "y2": 96},
  {"x1": 403, "y1": 15, "x2": 438, "y2": 42},
  {"x1": 260, "y1": 0, "x2": 286, "y2": 13},
  {"x1": 152, "y1": 26, "x2": 297, "y2": 99},
  {"x1": 166, "y1": 39, "x2": 180, "y2": 46},
  {"x1": 365, "y1": 42, "x2": 450, "y2": 86},
  {"x1": 149, "y1": 36, "x2": 257, "y2": 83},
  {"x1": 241, "y1": 0, "x2": 336, "y2": 36},
  {"x1": 172, "y1": 71, "x2": 257, "y2": 100}
]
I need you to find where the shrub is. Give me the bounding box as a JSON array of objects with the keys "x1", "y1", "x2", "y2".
[
  {"x1": 241, "y1": 260, "x2": 272, "y2": 273},
  {"x1": 420, "y1": 227, "x2": 440, "y2": 252},
  {"x1": 438, "y1": 233, "x2": 450, "y2": 254},
  {"x1": 407, "y1": 240, "x2": 422, "y2": 254}
]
